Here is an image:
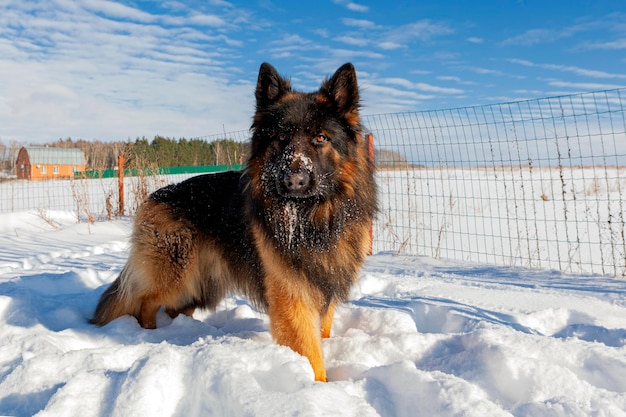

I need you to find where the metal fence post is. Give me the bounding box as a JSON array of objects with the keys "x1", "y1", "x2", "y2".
[
  {"x1": 118, "y1": 155, "x2": 124, "y2": 217},
  {"x1": 367, "y1": 133, "x2": 374, "y2": 256}
]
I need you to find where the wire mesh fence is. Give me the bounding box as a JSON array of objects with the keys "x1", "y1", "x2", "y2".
[
  {"x1": 0, "y1": 130, "x2": 250, "y2": 219},
  {"x1": 1, "y1": 89, "x2": 625, "y2": 276},
  {"x1": 363, "y1": 88, "x2": 626, "y2": 276}
]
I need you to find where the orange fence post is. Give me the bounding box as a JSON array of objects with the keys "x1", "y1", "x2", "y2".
[
  {"x1": 367, "y1": 133, "x2": 374, "y2": 255},
  {"x1": 118, "y1": 155, "x2": 125, "y2": 217}
]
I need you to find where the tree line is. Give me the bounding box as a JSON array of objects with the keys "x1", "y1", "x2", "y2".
[
  {"x1": 122, "y1": 136, "x2": 248, "y2": 171},
  {"x1": 0, "y1": 136, "x2": 249, "y2": 172},
  {"x1": 0, "y1": 135, "x2": 410, "y2": 174}
]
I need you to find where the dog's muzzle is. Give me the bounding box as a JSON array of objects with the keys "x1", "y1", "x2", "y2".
[{"x1": 282, "y1": 169, "x2": 311, "y2": 194}]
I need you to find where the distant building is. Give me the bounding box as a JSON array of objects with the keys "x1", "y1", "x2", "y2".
[{"x1": 16, "y1": 146, "x2": 86, "y2": 180}]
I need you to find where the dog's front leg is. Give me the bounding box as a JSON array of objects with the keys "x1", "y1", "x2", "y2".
[
  {"x1": 265, "y1": 276, "x2": 327, "y2": 382},
  {"x1": 321, "y1": 301, "x2": 336, "y2": 339}
]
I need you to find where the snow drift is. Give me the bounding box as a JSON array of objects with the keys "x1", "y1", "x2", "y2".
[{"x1": 0, "y1": 211, "x2": 625, "y2": 416}]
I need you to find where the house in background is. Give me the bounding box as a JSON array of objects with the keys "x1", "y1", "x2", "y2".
[{"x1": 16, "y1": 147, "x2": 86, "y2": 180}]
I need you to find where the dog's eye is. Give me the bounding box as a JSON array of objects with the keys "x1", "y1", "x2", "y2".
[
  {"x1": 314, "y1": 134, "x2": 328, "y2": 144},
  {"x1": 278, "y1": 132, "x2": 288, "y2": 141}
]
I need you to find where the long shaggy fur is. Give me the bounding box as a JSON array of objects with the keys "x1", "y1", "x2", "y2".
[{"x1": 92, "y1": 62, "x2": 377, "y2": 382}]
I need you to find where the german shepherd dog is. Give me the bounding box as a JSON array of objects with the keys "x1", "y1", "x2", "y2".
[{"x1": 91, "y1": 62, "x2": 377, "y2": 382}]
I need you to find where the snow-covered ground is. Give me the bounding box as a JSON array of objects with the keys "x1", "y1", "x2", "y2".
[
  {"x1": 374, "y1": 167, "x2": 626, "y2": 276},
  {"x1": 1, "y1": 211, "x2": 625, "y2": 417},
  {"x1": 3, "y1": 166, "x2": 625, "y2": 276}
]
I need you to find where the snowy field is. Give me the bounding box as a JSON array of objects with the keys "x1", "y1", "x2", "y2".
[
  {"x1": 2, "y1": 166, "x2": 625, "y2": 276},
  {"x1": 0, "y1": 211, "x2": 625, "y2": 417},
  {"x1": 373, "y1": 167, "x2": 626, "y2": 276}
]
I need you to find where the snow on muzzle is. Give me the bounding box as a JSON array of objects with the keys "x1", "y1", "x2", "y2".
[{"x1": 278, "y1": 151, "x2": 316, "y2": 197}]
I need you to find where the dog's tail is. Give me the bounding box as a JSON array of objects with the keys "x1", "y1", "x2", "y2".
[{"x1": 90, "y1": 264, "x2": 140, "y2": 326}]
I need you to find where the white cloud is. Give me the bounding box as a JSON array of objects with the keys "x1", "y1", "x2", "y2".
[
  {"x1": 313, "y1": 28, "x2": 330, "y2": 38},
  {"x1": 464, "y1": 66, "x2": 505, "y2": 76},
  {"x1": 437, "y1": 75, "x2": 476, "y2": 85},
  {"x1": 265, "y1": 34, "x2": 319, "y2": 57},
  {"x1": 500, "y1": 14, "x2": 626, "y2": 47},
  {"x1": 346, "y1": 2, "x2": 369, "y2": 12},
  {"x1": 270, "y1": 34, "x2": 312, "y2": 46},
  {"x1": 2, "y1": 1, "x2": 624, "y2": 144},
  {"x1": 508, "y1": 58, "x2": 626, "y2": 79},
  {"x1": 340, "y1": 17, "x2": 451, "y2": 52},
  {"x1": 0, "y1": 0, "x2": 255, "y2": 143},
  {"x1": 187, "y1": 13, "x2": 227, "y2": 27},
  {"x1": 335, "y1": 36, "x2": 369, "y2": 47},
  {"x1": 437, "y1": 75, "x2": 459, "y2": 81},
  {"x1": 329, "y1": 48, "x2": 385, "y2": 60},
  {"x1": 381, "y1": 77, "x2": 413, "y2": 89},
  {"x1": 380, "y1": 19, "x2": 454, "y2": 49},
  {"x1": 545, "y1": 79, "x2": 626, "y2": 90},
  {"x1": 81, "y1": 0, "x2": 156, "y2": 23},
  {"x1": 501, "y1": 24, "x2": 592, "y2": 46},
  {"x1": 410, "y1": 69, "x2": 432, "y2": 76},
  {"x1": 507, "y1": 58, "x2": 534, "y2": 67},
  {"x1": 554, "y1": 65, "x2": 626, "y2": 78},
  {"x1": 500, "y1": 28, "x2": 554, "y2": 46},
  {"x1": 413, "y1": 82, "x2": 463, "y2": 94},
  {"x1": 363, "y1": 83, "x2": 434, "y2": 100},
  {"x1": 582, "y1": 38, "x2": 626, "y2": 50},
  {"x1": 341, "y1": 18, "x2": 377, "y2": 29},
  {"x1": 206, "y1": 0, "x2": 235, "y2": 7},
  {"x1": 333, "y1": 0, "x2": 369, "y2": 13},
  {"x1": 513, "y1": 89, "x2": 546, "y2": 96},
  {"x1": 377, "y1": 41, "x2": 402, "y2": 50},
  {"x1": 381, "y1": 78, "x2": 464, "y2": 94}
]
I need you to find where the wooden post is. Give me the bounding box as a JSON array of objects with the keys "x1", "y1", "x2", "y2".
[
  {"x1": 367, "y1": 133, "x2": 374, "y2": 256},
  {"x1": 118, "y1": 155, "x2": 125, "y2": 217}
]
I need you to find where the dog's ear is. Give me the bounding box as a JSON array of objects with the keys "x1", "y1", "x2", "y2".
[
  {"x1": 321, "y1": 63, "x2": 360, "y2": 117},
  {"x1": 256, "y1": 63, "x2": 291, "y2": 110}
]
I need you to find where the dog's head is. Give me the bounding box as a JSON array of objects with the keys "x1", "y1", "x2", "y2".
[{"x1": 248, "y1": 62, "x2": 364, "y2": 202}]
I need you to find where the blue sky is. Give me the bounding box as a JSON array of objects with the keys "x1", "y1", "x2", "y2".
[{"x1": 1, "y1": 0, "x2": 625, "y2": 144}]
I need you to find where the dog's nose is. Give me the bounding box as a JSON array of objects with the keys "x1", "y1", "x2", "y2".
[{"x1": 283, "y1": 169, "x2": 310, "y2": 192}]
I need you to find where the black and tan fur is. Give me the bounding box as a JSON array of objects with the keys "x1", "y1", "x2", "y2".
[{"x1": 91, "y1": 62, "x2": 377, "y2": 382}]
